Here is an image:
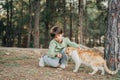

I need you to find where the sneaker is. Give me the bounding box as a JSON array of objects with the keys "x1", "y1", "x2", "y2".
[
  {"x1": 59, "y1": 64, "x2": 66, "y2": 69},
  {"x1": 39, "y1": 56, "x2": 45, "y2": 67}
]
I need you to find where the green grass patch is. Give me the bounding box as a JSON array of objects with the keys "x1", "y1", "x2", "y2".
[
  {"x1": 110, "y1": 78, "x2": 120, "y2": 80},
  {"x1": 110, "y1": 72, "x2": 120, "y2": 80},
  {"x1": 1, "y1": 55, "x2": 32, "y2": 62},
  {"x1": 0, "y1": 55, "x2": 32, "y2": 67},
  {"x1": 3, "y1": 63, "x2": 20, "y2": 67},
  {"x1": 0, "y1": 50, "x2": 6, "y2": 55},
  {"x1": 15, "y1": 55, "x2": 32, "y2": 60},
  {"x1": 45, "y1": 71, "x2": 52, "y2": 76}
]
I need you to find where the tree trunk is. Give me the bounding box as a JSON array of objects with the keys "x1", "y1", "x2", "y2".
[
  {"x1": 104, "y1": 0, "x2": 120, "y2": 70},
  {"x1": 5, "y1": 0, "x2": 9, "y2": 47},
  {"x1": 63, "y1": 0, "x2": 66, "y2": 37},
  {"x1": 27, "y1": 0, "x2": 32, "y2": 48},
  {"x1": 44, "y1": 0, "x2": 55, "y2": 48},
  {"x1": 10, "y1": 0, "x2": 13, "y2": 47},
  {"x1": 44, "y1": 22, "x2": 49, "y2": 47},
  {"x1": 78, "y1": 0, "x2": 83, "y2": 44},
  {"x1": 44, "y1": 0, "x2": 49, "y2": 48},
  {"x1": 33, "y1": 0, "x2": 40, "y2": 48},
  {"x1": 18, "y1": 0, "x2": 23, "y2": 47},
  {"x1": 69, "y1": 1, "x2": 72, "y2": 40},
  {"x1": 6, "y1": 0, "x2": 13, "y2": 47}
]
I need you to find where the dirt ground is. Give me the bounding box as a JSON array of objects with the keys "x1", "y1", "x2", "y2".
[{"x1": 0, "y1": 48, "x2": 120, "y2": 80}]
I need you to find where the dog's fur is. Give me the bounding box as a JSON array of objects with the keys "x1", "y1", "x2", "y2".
[{"x1": 65, "y1": 47, "x2": 118, "y2": 75}]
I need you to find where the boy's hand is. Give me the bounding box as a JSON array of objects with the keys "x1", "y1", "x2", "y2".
[{"x1": 56, "y1": 53, "x2": 62, "y2": 58}]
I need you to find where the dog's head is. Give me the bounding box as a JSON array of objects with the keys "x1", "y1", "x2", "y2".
[{"x1": 65, "y1": 47, "x2": 77, "y2": 55}]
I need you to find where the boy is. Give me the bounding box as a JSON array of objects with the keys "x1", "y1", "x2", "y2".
[{"x1": 39, "y1": 26, "x2": 79, "y2": 69}]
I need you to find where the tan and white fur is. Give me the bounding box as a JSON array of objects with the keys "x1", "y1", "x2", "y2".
[{"x1": 65, "y1": 47, "x2": 118, "y2": 75}]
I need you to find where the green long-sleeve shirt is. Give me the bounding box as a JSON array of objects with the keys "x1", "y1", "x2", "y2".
[{"x1": 47, "y1": 37, "x2": 79, "y2": 57}]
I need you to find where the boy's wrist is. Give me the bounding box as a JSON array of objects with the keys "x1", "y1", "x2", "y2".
[
  {"x1": 55, "y1": 53, "x2": 62, "y2": 58},
  {"x1": 55, "y1": 54, "x2": 58, "y2": 57}
]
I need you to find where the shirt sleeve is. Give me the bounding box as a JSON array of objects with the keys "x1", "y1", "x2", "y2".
[
  {"x1": 66, "y1": 37, "x2": 79, "y2": 48},
  {"x1": 47, "y1": 41, "x2": 57, "y2": 57}
]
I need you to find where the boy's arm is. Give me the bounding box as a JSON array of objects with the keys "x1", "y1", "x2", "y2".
[
  {"x1": 66, "y1": 38, "x2": 79, "y2": 48},
  {"x1": 47, "y1": 41, "x2": 57, "y2": 57}
]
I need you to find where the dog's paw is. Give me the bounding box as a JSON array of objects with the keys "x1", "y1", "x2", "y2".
[
  {"x1": 101, "y1": 72, "x2": 105, "y2": 75},
  {"x1": 88, "y1": 72, "x2": 94, "y2": 75},
  {"x1": 73, "y1": 69, "x2": 77, "y2": 72}
]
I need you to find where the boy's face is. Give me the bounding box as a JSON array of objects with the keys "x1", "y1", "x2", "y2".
[{"x1": 55, "y1": 33, "x2": 63, "y2": 43}]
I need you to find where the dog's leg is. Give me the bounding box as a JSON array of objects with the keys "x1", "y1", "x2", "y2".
[
  {"x1": 99, "y1": 67, "x2": 105, "y2": 75},
  {"x1": 73, "y1": 61, "x2": 81, "y2": 72},
  {"x1": 89, "y1": 66, "x2": 98, "y2": 75},
  {"x1": 71, "y1": 50, "x2": 81, "y2": 72}
]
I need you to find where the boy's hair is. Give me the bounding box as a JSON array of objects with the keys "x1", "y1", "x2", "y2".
[{"x1": 50, "y1": 26, "x2": 63, "y2": 38}]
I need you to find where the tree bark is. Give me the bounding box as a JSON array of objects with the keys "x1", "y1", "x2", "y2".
[
  {"x1": 18, "y1": 0, "x2": 23, "y2": 47},
  {"x1": 69, "y1": 0, "x2": 72, "y2": 40},
  {"x1": 44, "y1": 0, "x2": 55, "y2": 47},
  {"x1": 5, "y1": 0, "x2": 9, "y2": 47},
  {"x1": 9, "y1": 0, "x2": 13, "y2": 46},
  {"x1": 78, "y1": 0, "x2": 83, "y2": 44},
  {"x1": 6, "y1": 0, "x2": 13, "y2": 47},
  {"x1": 63, "y1": 0, "x2": 66, "y2": 37},
  {"x1": 33, "y1": 0, "x2": 40, "y2": 48},
  {"x1": 27, "y1": 0, "x2": 32, "y2": 48},
  {"x1": 104, "y1": 0, "x2": 120, "y2": 70},
  {"x1": 44, "y1": 0, "x2": 50, "y2": 48}
]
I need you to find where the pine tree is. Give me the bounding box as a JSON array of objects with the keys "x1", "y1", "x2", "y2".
[{"x1": 104, "y1": 0, "x2": 120, "y2": 70}]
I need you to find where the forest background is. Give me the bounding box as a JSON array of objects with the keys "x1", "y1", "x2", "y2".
[{"x1": 0, "y1": 0, "x2": 108, "y2": 48}]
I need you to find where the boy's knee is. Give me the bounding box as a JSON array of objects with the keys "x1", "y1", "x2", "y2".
[
  {"x1": 51, "y1": 63, "x2": 59, "y2": 67},
  {"x1": 44, "y1": 55, "x2": 59, "y2": 67}
]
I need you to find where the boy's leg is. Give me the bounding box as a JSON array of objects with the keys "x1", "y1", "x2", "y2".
[
  {"x1": 59, "y1": 48, "x2": 68, "y2": 66},
  {"x1": 43, "y1": 55, "x2": 60, "y2": 67}
]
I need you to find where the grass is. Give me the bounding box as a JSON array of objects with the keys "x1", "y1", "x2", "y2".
[
  {"x1": 3, "y1": 63, "x2": 20, "y2": 67},
  {"x1": 110, "y1": 73, "x2": 120, "y2": 80},
  {"x1": 0, "y1": 55, "x2": 32, "y2": 61},
  {"x1": 0, "y1": 50, "x2": 6, "y2": 55},
  {"x1": 0, "y1": 55, "x2": 32, "y2": 67},
  {"x1": 0, "y1": 48, "x2": 120, "y2": 80}
]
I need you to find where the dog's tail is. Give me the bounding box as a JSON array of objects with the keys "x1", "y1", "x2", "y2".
[{"x1": 104, "y1": 61, "x2": 118, "y2": 75}]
